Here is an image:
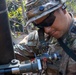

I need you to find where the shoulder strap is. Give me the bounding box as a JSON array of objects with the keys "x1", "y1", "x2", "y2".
[{"x1": 58, "y1": 38, "x2": 76, "y2": 61}]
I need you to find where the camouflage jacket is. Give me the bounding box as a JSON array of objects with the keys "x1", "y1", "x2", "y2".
[
  {"x1": 63, "y1": 17, "x2": 76, "y2": 75},
  {"x1": 26, "y1": 16, "x2": 76, "y2": 75},
  {"x1": 15, "y1": 14, "x2": 76, "y2": 75}
]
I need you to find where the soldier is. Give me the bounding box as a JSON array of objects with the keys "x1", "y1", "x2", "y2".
[{"x1": 24, "y1": 0, "x2": 76, "y2": 75}]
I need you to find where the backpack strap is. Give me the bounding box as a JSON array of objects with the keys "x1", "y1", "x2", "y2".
[{"x1": 58, "y1": 38, "x2": 76, "y2": 61}]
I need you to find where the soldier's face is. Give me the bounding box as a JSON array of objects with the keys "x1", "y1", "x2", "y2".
[{"x1": 34, "y1": 9, "x2": 70, "y2": 39}]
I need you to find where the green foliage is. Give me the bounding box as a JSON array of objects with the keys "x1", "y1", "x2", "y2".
[
  {"x1": 6, "y1": 0, "x2": 26, "y2": 32},
  {"x1": 66, "y1": 0, "x2": 76, "y2": 15}
]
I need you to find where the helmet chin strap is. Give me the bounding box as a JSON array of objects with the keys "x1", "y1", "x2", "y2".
[
  {"x1": 58, "y1": 38, "x2": 76, "y2": 61},
  {"x1": 62, "y1": 3, "x2": 67, "y2": 10}
]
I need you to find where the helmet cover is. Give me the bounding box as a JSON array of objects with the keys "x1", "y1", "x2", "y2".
[{"x1": 25, "y1": 0, "x2": 66, "y2": 26}]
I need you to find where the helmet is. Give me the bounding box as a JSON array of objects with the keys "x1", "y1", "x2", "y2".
[{"x1": 25, "y1": 0, "x2": 66, "y2": 26}]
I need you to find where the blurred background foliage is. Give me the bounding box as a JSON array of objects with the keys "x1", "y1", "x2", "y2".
[
  {"x1": 6, "y1": 0, "x2": 76, "y2": 34},
  {"x1": 6, "y1": 0, "x2": 26, "y2": 34},
  {"x1": 66, "y1": 0, "x2": 76, "y2": 16}
]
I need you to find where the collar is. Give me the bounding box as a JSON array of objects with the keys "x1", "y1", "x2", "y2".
[{"x1": 61, "y1": 13, "x2": 74, "y2": 42}]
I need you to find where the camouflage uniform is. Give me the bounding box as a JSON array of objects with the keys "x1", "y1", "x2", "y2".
[
  {"x1": 26, "y1": 14, "x2": 76, "y2": 75},
  {"x1": 64, "y1": 17, "x2": 76, "y2": 75},
  {"x1": 57, "y1": 14, "x2": 76, "y2": 75},
  {"x1": 15, "y1": 14, "x2": 76, "y2": 75}
]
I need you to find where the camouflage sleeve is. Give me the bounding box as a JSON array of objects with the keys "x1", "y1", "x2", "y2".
[
  {"x1": 26, "y1": 30, "x2": 39, "y2": 46},
  {"x1": 13, "y1": 30, "x2": 39, "y2": 61},
  {"x1": 70, "y1": 22, "x2": 76, "y2": 50},
  {"x1": 66, "y1": 20, "x2": 76, "y2": 75},
  {"x1": 66, "y1": 19, "x2": 76, "y2": 49}
]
